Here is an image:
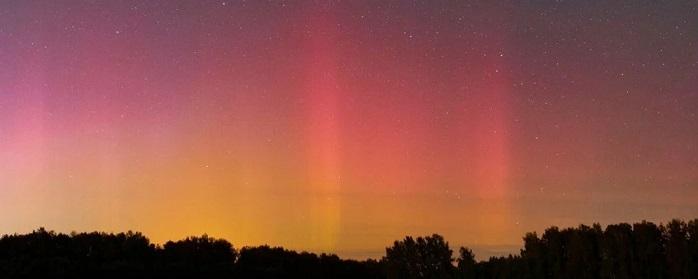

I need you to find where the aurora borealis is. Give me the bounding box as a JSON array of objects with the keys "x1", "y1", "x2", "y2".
[{"x1": 1, "y1": 1, "x2": 697, "y2": 259}]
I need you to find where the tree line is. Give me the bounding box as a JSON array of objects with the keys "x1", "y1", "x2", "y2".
[{"x1": 0, "y1": 219, "x2": 697, "y2": 278}]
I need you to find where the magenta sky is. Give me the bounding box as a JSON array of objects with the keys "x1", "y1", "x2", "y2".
[{"x1": 1, "y1": 1, "x2": 697, "y2": 259}]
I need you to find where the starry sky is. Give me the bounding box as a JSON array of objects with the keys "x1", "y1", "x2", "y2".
[{"x1": 1, "y1": 0, "x2": 697, "y2": 259}]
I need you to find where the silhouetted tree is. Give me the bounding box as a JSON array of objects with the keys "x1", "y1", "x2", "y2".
[
  {"x1": 234, "y1": 245, "x2": 383, "y2": 279},
  {"x1": 383, "y1": 234, "x2": 455, "y2": 279},
  {"x1": 235, "y1": 246, "x2": 320, "y2": 278},
  {"x1": 687, "y1": 219, "x2": 698, "y2": 278},
  {"x1": 2, "y1": 219, "x2": 697, "y2": 278},
  {"x1": 632, "y1": 221, "x2": 667, "y2": 279},
  {"x1": 456, "y1": 247, "x2": 476, "y2": 279},
  {"x1": 318, "y1": 254, "x2": 384, "y2": 279},
  {"x1": 541, "y1": 226, "x2": 564, "y2": 278},
  {"x1": 600, "y1": 223, "x2": 634, "y2": 279},
  {"x1": 478, "y1": 254, "x2": 526, "y2": 279},
  {"x1": 563, "y1": 224, "x2": 602, "y2": 279},
  {"x1": 0, "y1": 228, "x2": 159, "y2": 278},
  {"x1": 521, "y1": 232, "x2": 544, "y2": 279},
  {"x1": 664, "y1": 219, "x2": 690, "y2": 279},
  {"x1": 161, "y1": 235, "x2": 236, "y2": 276}
]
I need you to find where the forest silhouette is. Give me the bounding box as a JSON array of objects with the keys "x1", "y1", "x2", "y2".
[{"x1": 1, "y1": 219, "x2": 697, "y2": 278}]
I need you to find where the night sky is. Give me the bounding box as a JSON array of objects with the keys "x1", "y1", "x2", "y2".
[{"x1": 1, "y1": 1, "x2": 697, "y2": 259}]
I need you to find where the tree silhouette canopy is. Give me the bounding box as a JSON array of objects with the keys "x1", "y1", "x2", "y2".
[{"x1": 0, "y1": 219, "x2": 697, "y2": 278}]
